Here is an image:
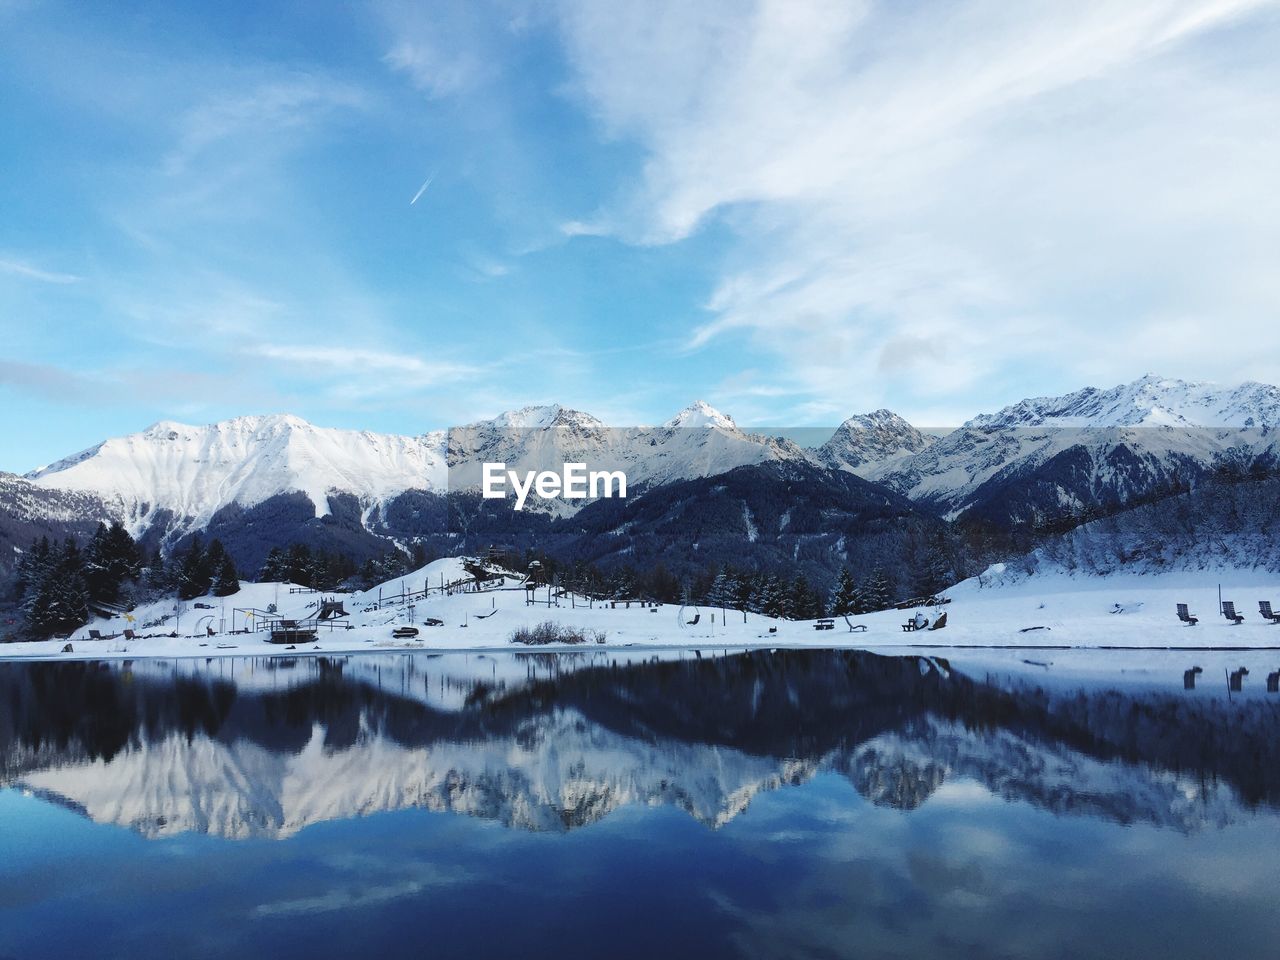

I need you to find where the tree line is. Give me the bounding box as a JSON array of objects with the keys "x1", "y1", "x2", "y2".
[
  {"x1": 11, "y1": 524, "x2": 246, "y2": 639},
  {"x1": 498, "y1": 549, "x2": 948, "y2": 618},
  {"x1": 7, "y1": 527, "x2": 954, "y2": 641},
  {"x1": 14, "y1": 522, "x2": 145, "y2": 638}
]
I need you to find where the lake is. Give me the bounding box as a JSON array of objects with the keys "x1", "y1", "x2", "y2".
[{"x1": 2, "y1": 647, "x2": 1279, "y2": 959}]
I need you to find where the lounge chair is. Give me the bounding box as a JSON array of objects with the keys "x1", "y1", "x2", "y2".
[
  {"x1": 928, "y1": 612, "x2": 948, "y2": 631},
  {"x1": 123, "y1": 628, "x2": 138, "y2": 640},
  {"x1": 88, "y1": 629, "x2": 102, "y2": 641},
  {"x1": 1176, "y1": 603, "x2": 1198, "y2": 625},
  {"x1": 686, "y1": 613, "x2": 700, "y2": 626},
  {"x1": 1222, "y1": 601, "x2": 1245, "y2": 625},
  {"x1": 1259, "y1": 601, "x2": 1280, "y2": 624}
]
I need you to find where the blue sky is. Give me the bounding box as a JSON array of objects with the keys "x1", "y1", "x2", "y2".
[{"x1": 2, "y1": 0, "x2": 1278, "y2": 471}]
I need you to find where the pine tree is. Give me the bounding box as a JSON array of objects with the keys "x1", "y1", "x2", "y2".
[
  {"x1": 81, "y1": 521, "x2": 142, "y2": 606},
  {"x1": 924, "y1": 530, "x2": 955, "y2": 596},
  {"x1": 212, "y1": 553, "x2": 240, "y2": 596},
  {"x1": 145, "y1": 548, "x2": 174, "y2": 594},
  {"x1": 759, "y1": 575, "x2": 785, "y2": 618},
  {"x1": 864, "y1": 566, "x2": 891, "y2": 612},
  {"x1": 259, "y1": 547, "x2": 287, "y2": 582},
  {"x1": 829, "y1": 568, "x2": 858, "y2": 616},
  {"x1": 785, "y1": 574, "x2": 817, "y2": 620},
  {"x1": 177, "y1": 536, "x2": 213, "y2": 600},
  {"x1": 23, "y1": 538, "x2": 89, "y2": 638},
  {"x1": 286, "y1": 543, "x2": 317, "y2": 587},
  {"x1": 14, "y1": 536, "x2": 53, "y2": 605},
  {"x1": 706, "y1": 568, "x2": 734, "y2": 609},
  {"x1": 848, "y1": 579, "x2": 864, "y2": 615}
]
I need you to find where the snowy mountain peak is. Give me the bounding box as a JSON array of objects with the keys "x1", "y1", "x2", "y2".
[
  {"x1": 815, "y1": 409, "x2": 934, "y2": 476},
  {"x1": 28, "y1": 414, "x2": 447, "y2": 536},
  {"x1": 664, "y1": 400, "x2": 737, "y2": 431},
  {"x1": 473, "y1": 404, "x2": 605, "y2": 431},
  {"x1": 967, "y1": 375, "x2": 1280, "y2": 430}
]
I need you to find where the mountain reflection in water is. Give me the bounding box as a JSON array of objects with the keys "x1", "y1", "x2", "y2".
[{"x1": 1, "y1": 649, "x2": 1277, "y2": 839}]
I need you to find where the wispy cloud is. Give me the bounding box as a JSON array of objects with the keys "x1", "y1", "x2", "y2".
[
  {"x1": 553, "y1": 0, "x2": 1280, "y2": 410},
  {"x1": 163, "y1": 72, "x2": 369, "y2": 176},
  {"x1": 380, "y1": 1, "x2": 514, "y2": 98},
  {"x1": 0, "y1": 256, "x2": 81, "y2": 284},
  {"x1": 250, "y1": 344, "x2": 481, "y2": 381}
]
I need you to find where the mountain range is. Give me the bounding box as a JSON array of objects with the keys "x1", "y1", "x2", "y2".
[{"x1": 4, "y1": 374, "x2": 1279, "y2": 584}]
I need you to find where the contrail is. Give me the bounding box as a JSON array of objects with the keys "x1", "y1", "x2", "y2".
[{"x1": 410, "y1": 171, "x2": 436, "y2": 206}]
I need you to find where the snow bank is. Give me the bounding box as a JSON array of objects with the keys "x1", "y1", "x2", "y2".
[{"x1": 3, "y1": 558, "x2": 1279, "y2": 661}]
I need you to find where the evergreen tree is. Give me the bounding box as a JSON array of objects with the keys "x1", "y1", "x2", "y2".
[
  {"x1": 829, "y1": 568, "x2": 858, "y2": 616},
  {"x1": 212, "y1": 553, "x2": 240, "y2": 596},
  {"x1": 785, "y1": 573, "x2": 822, "y2": 620},
  {"x1": 924, "y1": 530, "x2": 955, "y2": 595},
  {"x1": 259, "y1": 547, "x2": 288, "y2": 582},
  {"x1": 177, "y1": 536, "x2": 213, "y2": 600},
  {"x1": 758, "y1": 575, "x2": 785, "y2": 618},
  {"x1": 14, "y1": 536, "x2": 53, "y2": 605},
  {"x1": 145, "y1": 548, "x2": 174, "y2": 594},
  {"x1": 285, "y1": 543, "x2": 316, "y2": 586},
  {"x1": 706, "y1": 568, "x2": 734, "y2": 609},
  {"x1": 81, "y1": 521, "x2": 142, "y2": 606},
  {"x1": 23, "y1": 539, "x2": 88, "y2": 638},
  {"x1": 864, "y1": 566, "x2": 892, "y2": 612},
  {"x1": 853, "y1": 578, "x2": 872, "y2": 615}
]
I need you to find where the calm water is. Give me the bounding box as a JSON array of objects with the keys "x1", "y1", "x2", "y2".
[{"x1": 2, "y1": 648, "x2": 1279, "y2": 959}]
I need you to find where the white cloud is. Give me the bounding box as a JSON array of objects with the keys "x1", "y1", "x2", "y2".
[
  {"x1": 553, "y1": 0, "x2": 1280, "y2": 414},
  {"x1": 0, "y1": 256, "x2": 81, "y2": 284},
  {"x1": 164, "y1": 73, "x2": 367, "y2": 175},
  {"x1": 250, "y1": 344, "x2": 481, "y2": 381}
]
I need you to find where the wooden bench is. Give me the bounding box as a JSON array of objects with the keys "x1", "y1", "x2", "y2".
[{"x1": 813, "y1": 618, "x2": 835, "y2": 631}]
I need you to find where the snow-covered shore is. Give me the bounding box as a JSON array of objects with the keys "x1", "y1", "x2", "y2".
[{"x1": 2, "y1": 557, "x2": 1279, "y2": 662}]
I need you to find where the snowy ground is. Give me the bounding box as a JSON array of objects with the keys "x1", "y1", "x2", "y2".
[{"x1": 2, "y1": 557, "x2": 1280, "y2": 663}]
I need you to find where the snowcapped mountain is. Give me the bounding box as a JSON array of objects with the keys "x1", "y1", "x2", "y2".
[
  {"x1": 662, "y1": 399, "x2": 737, "y2": 430},
  {"x1": 446, "y1": 400, "x2": 806, "y2": 503},
  {"x1": 814, "y1": 409, "x2": 935, "y2": 475},
  {"x1": 25, "y1": 402, "x2": 811, "y2": 536},
  {"x1": 0, "y1": 473, "x2": 111, "y2": 574},
  {"x1": 872, "y1": 375, "x2": 1280, "y2": 523},
  {"x1": 966, "y1": 375, "x2": 1280, "y2": 429},
  {"x1": 15, "y1": 375, "x2": 1280, "y2": 552},
  {"x1": 27, "y1": 414, "x2": 449, "y2": 535}
]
